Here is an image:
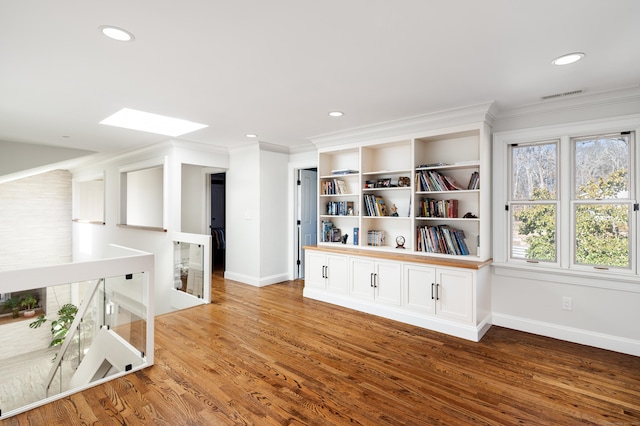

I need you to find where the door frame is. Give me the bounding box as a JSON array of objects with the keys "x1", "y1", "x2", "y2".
[{"x1": 288, "y1": 159, "x2": 318, "y2": 280}]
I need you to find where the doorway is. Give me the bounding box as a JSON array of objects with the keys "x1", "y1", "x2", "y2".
[
  {"x1": 210, "y1": 173, "x2": 226, "y2": 272},
  {"x1": 296, "y1": 168, "x2": 317, "y2": 279}
]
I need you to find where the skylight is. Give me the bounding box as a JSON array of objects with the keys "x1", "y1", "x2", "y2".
[{"x1": 100, "y1": 108, "x2": 208, "y2": 137}]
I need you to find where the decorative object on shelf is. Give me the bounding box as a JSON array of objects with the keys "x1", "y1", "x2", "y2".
[
  {"x1": 390, "y1": 204, "x2": 399, "y2": 217},
  {"x1": 341, "y1": 234, "x2": 349, "y2": 244},
  {"x1": 463, "y1": 212, "x2": 477, "y2": 218},
  {"x1": 331, "y1": 228, "x2": 342, "y2": 242},
  {"x1": 397, "y1": 176, "x2": 410, "y2": 187},
  {"x1": 396, "y1": 235, "x2": 406, "y2": 249},
  {"x1": 377, "y1": 178, "x2": 391, "y2": 188},
  {"x1": 365, "y1": 180, "x2": 376, "y2": 188}
]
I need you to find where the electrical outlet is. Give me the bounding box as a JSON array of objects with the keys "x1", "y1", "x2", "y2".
[{"x1": 562, "y1": 296, "x2": 572, "y2": 311}]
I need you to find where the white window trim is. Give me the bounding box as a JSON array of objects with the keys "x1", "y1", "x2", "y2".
[{"x1": 493, "y1": 114, "x2": 640, "y2": 286}]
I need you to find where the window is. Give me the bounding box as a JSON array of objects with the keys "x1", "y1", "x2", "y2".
[
  {"x1": 509, "y1": 141, "x2": 558, "y2": 263},
  {"x1": 494, "y1": 118, "x2": 639, "y2": 279},
  {"x1": 573, "y1": 133, "x2": 632, "y2": 270}
]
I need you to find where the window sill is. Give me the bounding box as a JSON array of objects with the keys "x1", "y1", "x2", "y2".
[
  {"x1": 117, "y1": 224, "x2": 167, "y2": 232},
  {"x1": 72, "y1": 219, "x2": 105, "y2": 225},
  {"x1": 492, "y1": 262, "x2": 640, "y2": 293}
]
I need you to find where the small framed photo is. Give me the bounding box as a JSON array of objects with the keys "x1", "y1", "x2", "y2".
[{"x1": 378, "y1": 178, "x2": 391, "y2": 188}]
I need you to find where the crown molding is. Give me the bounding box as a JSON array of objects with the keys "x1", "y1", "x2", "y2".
[
  {"x1": 310, "y1": 102, "x2": 497, "y2": 149},
  {"x1": 494, "y1": 86, "x2": 640, "y2": 132}
]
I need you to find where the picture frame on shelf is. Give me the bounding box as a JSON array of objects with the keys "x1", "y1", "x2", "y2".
[{"x1": 377, "y1": 178, "x2": 391, "y2": 188}]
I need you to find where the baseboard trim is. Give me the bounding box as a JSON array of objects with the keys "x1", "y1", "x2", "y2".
[
  {"x1": 303, "y1": 287, "x2": 489, "y2": 342},
  {"x1": 223, "y1": 271, "x2": 289, "y2": 287},
  {"x1": 492, "y1": 313, "x2": 640, "y2": 357}
]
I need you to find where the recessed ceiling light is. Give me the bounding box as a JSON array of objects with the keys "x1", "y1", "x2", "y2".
[
  {"x1": 245, "y1": 134, "x2": 258, "y2": 138},
  {"x1": 100, "y1": 25, "x2": 135, "y2": 42},
  {"x1": 551, "y1": 52, "x2": 585, "y2": 66},
  {"x1": 100, "y1": 108, "x2": 208, "y2": 137},
  {"x1": 328, "y1": 111, "x2": 344, "y2": 117}
]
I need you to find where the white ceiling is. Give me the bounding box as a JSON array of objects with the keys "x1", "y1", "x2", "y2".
[{"x1": 1, "y1": 1, "x2": 639, "y2": 155}]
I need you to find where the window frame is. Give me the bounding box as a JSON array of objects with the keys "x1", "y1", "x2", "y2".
[
  {"x1": 570, "y1": 132, "x2": 636, "y2": 273},
  {"x1": 507, "y1": 140, "x2": 560, "y2": 265},
  {"x1": 493, "y1": 115, "x2": 640, "y2": 284}
]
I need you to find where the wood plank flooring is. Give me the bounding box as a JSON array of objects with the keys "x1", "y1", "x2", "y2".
[{"x1": 4, "y1": 273, "x2": 640, "y2": 425}]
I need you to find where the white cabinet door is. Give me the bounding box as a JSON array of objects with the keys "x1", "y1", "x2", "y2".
[
  {"x1": 350, "y1": 257, "x2": 375, "y2": 301},
  {"x1": 305, "y1": 251, "x2": 327, "y2": 289},
  {"x1": 375, "y1": 261, "x2": 402, "y2": 307},
  {"x1": 403, "y1": 263, "x2": 436, "y2": 316},
  {"x1": 436, "y1": 268, "x2": 473, "y2": 323},
  {"x1": 326, "y1": 254, "x2": 348, "y2": 294}
]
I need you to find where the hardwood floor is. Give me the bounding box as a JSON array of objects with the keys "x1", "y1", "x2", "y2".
[{"x1": 4, "y1": 273, "x2": 640, "y2": 425}]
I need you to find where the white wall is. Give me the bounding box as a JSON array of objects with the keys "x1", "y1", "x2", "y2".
[
  {"x1": 260, "y1": 149, "x2": 289, "y2": 281},
  {"x1": 225, "y1": 144, "x2": 290, "y2": 286},
  {"x1": 181, "y1": 164, "x2": 205, "y2": 233},
  {"x1": 225, "y1": 145, "x2": 261, "y2": 284},
  {"x1": 0, "y1": 169, "x2": 72, "y2": 271},
  {"x1": 126, "y1": 166, "x2": 163, "y2": 228}
]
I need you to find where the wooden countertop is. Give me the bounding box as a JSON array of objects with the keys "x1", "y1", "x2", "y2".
[{"x1": 303, "y1": 245, "x2": 492, "y2": 270}]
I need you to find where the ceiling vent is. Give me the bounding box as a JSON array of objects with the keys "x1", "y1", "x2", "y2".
[{"x1": 540, "y1": 89, "x2": 583, "y2": 100}]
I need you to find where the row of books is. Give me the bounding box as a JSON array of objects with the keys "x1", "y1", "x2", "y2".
[
  {"x1": 363, "y1": 194, "x2": 387, "y2": 216},
  {"x1": 367, "y1": 230, "x2": 385, "y2": 247},
  {"x1": 321, "y1": 179, "x2": 349, "y2": 195},
  {"x1": 326, "y1": 201, "x2": 355, "y2": 216},
  {"x1": 417, "y1": 170, "x2": 480, "y2": 192},
  {"x1": 468, "y1": 171, "x2": 479, "y2": 190},
  {"x1": 321, "y1": 221, "x2": 341, "y2": 242},
  {"x1": 417, "y1": 170, "x2": 465, "y2": 191},
  {"x1": 418, "y1": 198, "x2": 458, "y2": 218},
  {"x1": 416, "y1": 225, "x2": 470, "y2": 255}
]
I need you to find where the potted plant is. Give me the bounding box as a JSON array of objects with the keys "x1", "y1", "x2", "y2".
[
  {"x1": 4, "y1": 297, "x2": 20, "y2": 318},
  {"x1": 20, "y1": 294, "x2": 38, "y2": 318},
  {"x1": 29, "y1": 303, "x2": 78, "y2": 347}
]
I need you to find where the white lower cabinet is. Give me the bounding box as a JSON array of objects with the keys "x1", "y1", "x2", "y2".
[
  {"x1": 404, "y1": 263, "x2": 473, "y2": 324},
  {"x1": 350, "y1": 256, "x2": 401, "y2": 307},
  {"x1": 303, "y1": 248, "x2": 488, "y2": 341},
  {"x1": 305, "y1": 251, "x2": 349, "y2": 293}
]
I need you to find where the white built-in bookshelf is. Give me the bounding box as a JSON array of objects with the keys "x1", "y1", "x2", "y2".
[{"x1": 317, "y1": 124, "x2": 491, "y2": 262}]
